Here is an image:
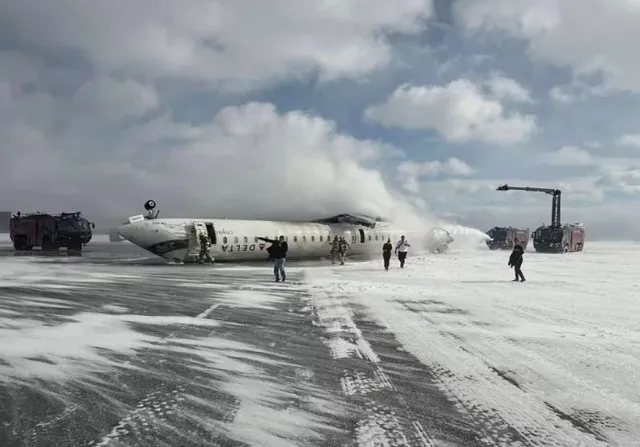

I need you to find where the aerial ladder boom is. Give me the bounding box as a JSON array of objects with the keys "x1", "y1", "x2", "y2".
[{"x1": 496, "y1": 184, "x2": 561, "y2": 227}]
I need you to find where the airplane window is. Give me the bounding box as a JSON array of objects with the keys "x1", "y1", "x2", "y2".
[
  {"x1": 368, "y1": 235, "x2": 372, "y2": 241},
  {"x1": 254, "y1": 237, "x2": 259, "y2": 242},
  {"x1": 234, "y1": 237, "x2": 238, "y2": 243},
  {"x1": 302, "y1": 236, "x2": 306, "y2": 242},
  {"x1": 311, "y1": 235, "x2": 315, "y2": 242},
  {"x1": 320, "y1": 236, "x2": 323, "y2": 242},
  {"x1": 243, "y1": 236, "x2": 248, "y2": 243},
  {"x1": 294, "y1": 236, "x2": 298, "y2": 242},
  {"x1": 223, "y1": 237, "x2": 227, "y2": 244}
]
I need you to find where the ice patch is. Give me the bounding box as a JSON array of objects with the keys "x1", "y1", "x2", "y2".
[
  {"x1": 174, "y1": 282, "x2": 226, "y2": 289},
  {"x1": 101, "y1": 304, "x2": 129, "y2": 313},
  {"x1": 0, "y1": 258, "x2": 141, "y2": 289},
  {"x1": 219, "y1": 288, "x2": 282, "y2": 310},
  {"x1": 0, "y1": 312, "x2": 155, "y2": 382}
]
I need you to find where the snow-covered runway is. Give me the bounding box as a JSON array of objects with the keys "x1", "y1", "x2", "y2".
[
  {"x1": 0, "y1": 239, "x2": 638, "y2": 446},
  {"x1": 305, "y1": 242, "x2": 640, "y2": 446}
]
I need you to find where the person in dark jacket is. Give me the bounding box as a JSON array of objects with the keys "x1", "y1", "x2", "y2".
[
  {"x1": 382, "y1": 238, "x2": 393, "y2": 270},
  {"x1": 259, "y1": 236, "x2": 288, "y2": 281},
  {"x1": 508, "y1": 239, "x2": 525, "y2": 282}
]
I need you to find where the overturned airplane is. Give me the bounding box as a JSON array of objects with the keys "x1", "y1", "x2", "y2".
[{"x1": 116, "y1": 200, "x2": 455, "y2": 263}]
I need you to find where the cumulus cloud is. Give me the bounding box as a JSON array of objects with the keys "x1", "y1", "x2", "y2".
[
  {"x1": 0, "y1": 0, "x2": 443, "y2": 230},
  {"x1": 0, "y1": 0, "x2": 433, "y2": 90},
  {"x1": 363, "y1": 79, "x2": 536, "y2": 144},
  {"x1": 418, "y1": 177, "x2": 606, "y2": 210},
  {"x1": 396, "y1": 158, "x2": 473, "y2": 193},
  {"x1": 539, "y1": 145, "x2": 594, "y2": 166},
  {"x1": 0, "y1": 84, "x2": 420, "y2": 223},
  {"x1": 616, "y1": 134, "x2": 640, "y2": 149},
  {"x1": 596, "y1": 166, "x2": 640, "y2": 194},
  {"x1": 455, "y1": 0, "x2": 640, "y2": 93},
  {"x1": 3, "y1": 0, "x2": 639, "y2": 241},
  {"x1": 485, "y1": 74, "x2": 533, "y2": 103}
]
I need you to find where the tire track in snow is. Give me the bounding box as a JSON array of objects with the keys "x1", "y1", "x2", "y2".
[
  {"x1": 89, "y1": 295, "x2": 233, "y2": 446},
  {"x1": 305, "y1": 273, "x2": 439, "y2": 447},
  {"x1": 311, "y1": 274, "x2": 615, "y2": 447},
  {"x1": 380, "y1": 296, "x2": 613, "y2": 446}
]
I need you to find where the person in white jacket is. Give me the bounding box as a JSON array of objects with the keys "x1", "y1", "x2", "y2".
[{"x1": 395, "y1": 235, "x2": 411, "y2": 268}]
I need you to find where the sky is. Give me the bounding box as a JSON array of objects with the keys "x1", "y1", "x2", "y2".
[{"x1": 1, "y1": 0, "x2": 639, "y2": 239}]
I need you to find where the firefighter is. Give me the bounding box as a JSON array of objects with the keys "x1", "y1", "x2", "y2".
[
  {"x1": 338, "y1": 236, "x2": 350, "y2": 265},
  {"x1": 198, "y1": 233, "x2": 213, "y2": 263},
  {"x1": 508, "y1": 239, "x2": 525, "y2": 282},
  {"x1": 394, "y1": 235, "x2": 410, "y2": 268},
  {"x1": 330, "y1": 236, "x2": 340, "y2": 265},
  {"x1": 382, "y1": 238, "x2": 392, "y2": 270}
]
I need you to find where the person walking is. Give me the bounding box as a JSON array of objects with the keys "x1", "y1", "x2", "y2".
[
  {"x1": 508, "y1": 239, "x2": 525, "y2": 282},
  {"x1": 259, "y1": 235, "x2": 288, "y2": 281},
  {"x1": 382, "y1": 238, "x2": 393, "y2": 270},
  {"x1": 395, "y1": 235, "x2": 411, "y2": 268}
]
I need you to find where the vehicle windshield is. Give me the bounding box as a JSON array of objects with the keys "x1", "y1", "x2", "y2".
[
  {"x1": 488, "y1": 228, "x2": 507, "y2": 240},
  {"x1": 57, "y1": 218, "x2": 88, "y2": 231},
  {"x1": 537, "y1": 228, "x2": 563, "y2": 242}
]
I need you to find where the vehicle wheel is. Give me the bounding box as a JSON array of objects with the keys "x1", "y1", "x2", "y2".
[
  {"x1": 13, "y1": 237, "x2": 26, "y2": 250},
  {"x1": 42, "y1": 237, "x2": 57, "y2": 251},
  {"x1": 68, "y1": 240, "x2": 83, "y2": 252}
]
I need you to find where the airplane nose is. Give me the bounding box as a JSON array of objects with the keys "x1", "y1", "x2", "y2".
[{"x1": 117, "y1": 221, "x2": 145, "y2": 246}]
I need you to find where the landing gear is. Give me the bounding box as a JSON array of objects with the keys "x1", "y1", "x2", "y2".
[{"x1": 144, "y1": 199, "x2": 159, "y2": 219}]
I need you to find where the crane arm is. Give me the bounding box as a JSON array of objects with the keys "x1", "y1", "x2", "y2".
[
  {"x1": 496, "y1": 184, "x2": 562, "y2": 228},
  {"x1": 496, "y1": 184, "x2": 560, "y2": 195}
]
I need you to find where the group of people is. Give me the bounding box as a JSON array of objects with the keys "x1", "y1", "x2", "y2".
[
  {"x1": 382, "y1": 235, "x2": 411, "y2": 270},
  {"x1": 199, "y1": 228, "x2": 525, "y2": 283},
  {"x1": 330, "y1": 235, "x2": 350, "y2": 265},
  {"x1": 257, "y1": 234, "x2": 414, "y2": 282}
]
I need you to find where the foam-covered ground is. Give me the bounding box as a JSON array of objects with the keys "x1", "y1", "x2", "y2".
[{"x1": 0, "y1": 238, "x2": 638, "y2": 446}]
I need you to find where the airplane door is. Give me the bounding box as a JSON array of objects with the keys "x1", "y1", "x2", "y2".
[
  {"x1": 205, "y1": 223, "x2": 216, "y2": 244},
  {"x1": 193, "y1": 221, "x2": 210, "y2": 243}
]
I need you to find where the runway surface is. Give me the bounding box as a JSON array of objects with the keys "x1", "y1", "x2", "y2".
[
  {"x1": 0, "y1": 239, "x2": 478, "y2": 447},
  {"x1": 1, "y1": 237, "x2": 639, "y2": 446}
]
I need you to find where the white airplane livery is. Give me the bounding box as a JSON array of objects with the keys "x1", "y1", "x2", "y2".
[{"x1": 116, "y1": 200, "x2": 453, "y2": 263}]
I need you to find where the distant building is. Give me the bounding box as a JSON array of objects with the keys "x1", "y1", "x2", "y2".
[{"x1": 0, "y1": 211, "x2": 11, "y2": 233}]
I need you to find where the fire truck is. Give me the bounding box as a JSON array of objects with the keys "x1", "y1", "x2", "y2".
[
  {"x1": 486, "y1": 226, "x2": 530, "y2": 250},
  {"x1": 9, "y1": 211, "x2": 94, "y2": 252},
  {"x1": 496, "y1": 185, "x2": 586, "y2": 253}
]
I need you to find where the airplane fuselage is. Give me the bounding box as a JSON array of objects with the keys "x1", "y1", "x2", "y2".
[{"x1": 117, "y1": 215, "x2": 413, "y2": 263}]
